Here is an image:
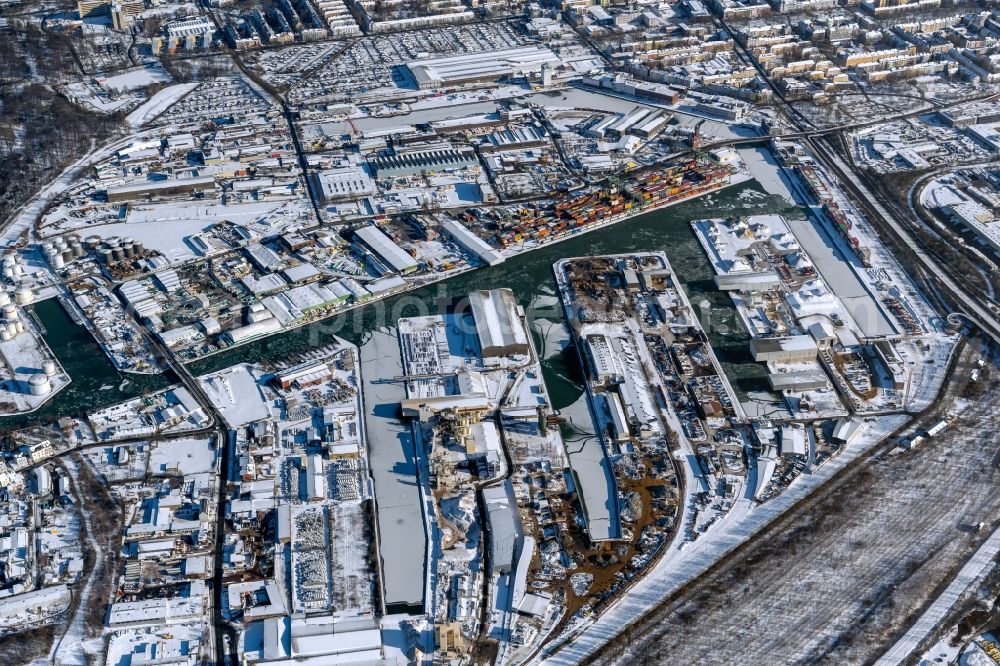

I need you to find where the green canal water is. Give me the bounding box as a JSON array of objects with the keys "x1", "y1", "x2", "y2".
[
  {"x1": 0, "y1": 299, "x2": 170, "y2": 429},
  {"x1": 1, "y1": 180, "x2": 794, "y2": 429}
]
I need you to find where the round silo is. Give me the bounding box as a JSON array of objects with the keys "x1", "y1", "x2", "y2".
[{"x1": 28, "y1": 374, "x2": 51, "y2": 396}]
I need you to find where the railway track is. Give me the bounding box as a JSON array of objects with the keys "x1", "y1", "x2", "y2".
[{"x1": 570, "y1": 333, "x2": 978, "y2": 665}]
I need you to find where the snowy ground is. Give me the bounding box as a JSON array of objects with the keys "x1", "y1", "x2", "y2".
[
  {"x1": 877, "y1": 525, "x2": 1000, "y2": 665},
  {"x1": 540, "y1": 414, "x2": 908, "y2": 665},
  {"x1": 0, "y1": 307, "x2": 70, "y2": 414},
  {"x1": 97, "y1": 64, "x2": 172, "y2": 93},
  {"x1": 738, "y1": 146, "x2": 797, "y2": 203},
  {"x1": 49, "y1": 457, "x2": 106, "y2": 666},
  {"x1": 125, "y1": 83, "x2": 198, "y2": 128},
  {"x1": 546, "y1": 350, "x2": 999, "y2": 664}
]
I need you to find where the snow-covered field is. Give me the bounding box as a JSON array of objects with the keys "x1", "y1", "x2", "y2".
[
  {"x1": 97, "y1": 64, "x2": 172, "y2": 93},
  {"x1": 125, "y1": 83, "x2": 198, "y2": 127}
]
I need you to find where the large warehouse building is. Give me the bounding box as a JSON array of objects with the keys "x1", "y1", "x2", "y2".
[
  {"x1": 469, "y1": 288, "x2": 529, "y2": 358},
  {"x1": 406, "y1": 46, "x2": 560, "y2": 90},
  {"x1": 106, "y1": 176, "x2": 217, "y2": 203},
  {"x1": 368, "y1": 148, "x2": 478, "y2": 179},
  {"x1": 750, "y1": 335, "x2": 818, "y2": 363},
  {"x1": 438, "y1": 217, "x2": 504, "y2": 266},
  {"x1": 353, "y1": 225, "x2": 419, "y2": 275},
  {"x1": 310, "y1": 168, "x2": 376, "y2": 202},
  {"x1": 482, "y1": 480, "x2": 523, "y2": 575}
]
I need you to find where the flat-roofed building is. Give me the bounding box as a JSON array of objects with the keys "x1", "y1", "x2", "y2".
[
  {"x1": 275, "y1": 361, "x2": 332, "y2": 390},
  {"x1": 244, "y1": 614, "x2": 383, "y2": 663},
  {"x1": 407, "y1": 46, "x2": 560, "y2": 89},
  {"x1": 108, "y1": 580, "x2": 206, "y2": 628},
  {"x1": 310, "y1": 168, "x2": 375, "y2": 202},
  {"x1": 305, "y1": 454, "x2": 325, "y2": 501},
  {"x1": 368, "y1": 147, "x2": 477, "y2": 178},
  {"x1": 353, "y1": 225, "x2": 419, "y2": 274},
  {"x1": 78, "y1": 0, "x2": 107, "y2": 18},
  {"x1": 469, "y1": 288, "x2": 529, "y2": 358},
  {"x1": 165, "y1": 15, "x2": 214, "y2": 37},
  {"x1": 399, "y1": 394, "x2": 490, "y2": 423},
  {"x1": 483, "y1": 480, "x2": 523, "y2": 575},
  {"x1": 942, "y1": 199, "x2": 1000, "y2": 254},
  {"x1": 438, "y1": 217, "x2": 504, "y2": 266},
  {"x1": 110, "y1": 0, "x2": 144, "y2": 30},
  {"x1": 750, "y1": 335, "x2": 818, "y2": 363},
  {"x1": 222, "y1": 318, "x2": 282, "y2": 344},
  {"x1": 106, "y1": 176, "x2": 217, "y2": 203},
  {"x1": 585, "y1": 334, "x2": 624, "y2": 383},
  {"x1": 714, "y1": 271, "x2": 782, "y2": 292},
  {"x1": 767, "y1": 367, "x2": 828, "y2": 391},
  {"x1": 780, "y1": 425, "x2": 807, "y2": 456},
  {"x1": 281, "y1": 262, "x2": 321, "y2": 284},
  {"x1": 0, "y1": 584, "x2": 70, "y2": 620}
]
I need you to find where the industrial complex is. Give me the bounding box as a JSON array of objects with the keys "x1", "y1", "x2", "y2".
[{"x1": 1, "y1": 0, "x2": 1000, "y2": 664}]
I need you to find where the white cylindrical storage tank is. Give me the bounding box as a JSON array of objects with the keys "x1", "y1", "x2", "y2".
[
  {"x1": 0, "y1": 330, "x2": 10, "y2": 342},
  {"x1": 51, "y1": 254, "x2": 65, "y2": 269},
  {"x1": 13, "y1": 320, "x2": 22, "y2": 333},
  {"x1": 2, "y1": 304, "x2": 17, "y2": 320},
  {"x1": 5, "y1": 322, "x2": 17, "y2": 338},
  {"x1": 41, "y1": 243, "x2": 55, "y2": 256},
  {"x1": 14, "y1": 287, "x2": 32, "y2": 305},
  {"x1": 11, "y1": 264, "x2": 22, "y2": 277},
  {"x1": 29, "y1": 374, "x2": 51, "y2": 396},
  {"x1": 42, "y1": 360, "x2": 56, "y2": 376},
  {"x1": 0, "y1": 291, "x2": 9, "y2": 307}
]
